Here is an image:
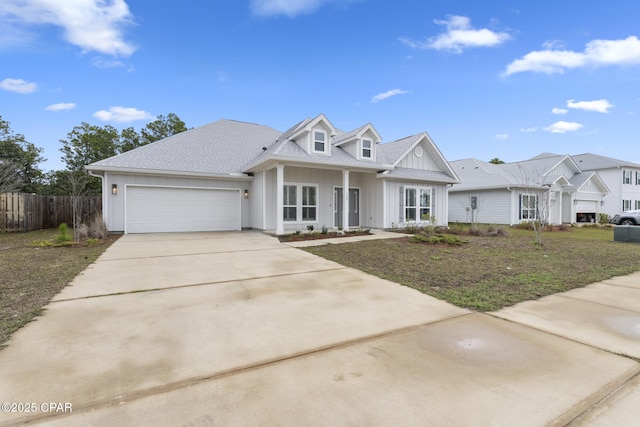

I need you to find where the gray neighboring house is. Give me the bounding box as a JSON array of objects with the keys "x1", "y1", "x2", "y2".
[
  {"x1": 87, "y1": 114, "x2": 459, "y2": 234},
  {"x1": 448, "y1": 155, "x2": 610, "y2": 225}
]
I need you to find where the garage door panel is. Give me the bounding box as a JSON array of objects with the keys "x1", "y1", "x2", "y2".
[{"x1": 126, "y1": 186, "x2": 241, "y2": 233}]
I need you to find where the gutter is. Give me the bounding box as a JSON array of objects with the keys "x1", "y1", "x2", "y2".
[{"x1": 86, "y1": 166, "x2": 253, "y2": 181}]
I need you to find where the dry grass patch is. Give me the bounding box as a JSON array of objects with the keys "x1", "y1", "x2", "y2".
[
  {"x1": 0, "y1": 229, "x2": 119, "y2": 349},
  {"x1": 303, "y1": 227, "x2": 640, "y2": 311}
]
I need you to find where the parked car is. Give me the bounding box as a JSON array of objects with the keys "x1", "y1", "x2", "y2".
[{"x1": 609, "y1": 209, "x2": 640, "y2": 225}]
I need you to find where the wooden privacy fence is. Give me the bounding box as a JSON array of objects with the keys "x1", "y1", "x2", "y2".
[{"x1": 0, "y1": 193, "x2": 102, "y2": 232}]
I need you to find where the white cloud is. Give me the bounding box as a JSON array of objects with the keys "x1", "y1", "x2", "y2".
[
  {"x1": 0, "y1": 77, "x2": 37, "y2": 93},
  {"x1": 371, "y1": 89, "x2": 408, "y2": 103},
  {"x1": 542, "y1": 40, "x2": 567, "y2": 50},
  {"x1": 495, "y1": 133, "x2": 509, "y2": 140},
  {"x1": 0, "y1": 0, "x2": 136, "y2": 56},
  {"x1": 504, "y1": 36, "x2": 640, "y2": 76},
  {"x1": 94, "y1": 106, "x2": 153, "y2": 123},
  {"x1": 552, "y1": 107, "x2": 568, "y2": 115},
  {"x1": 45, "y1": 102, "x2": 76, "y2": 111},
  {"x1": 544, "y1": 121, "x2": 583, "y2": 133},
  {"x1": 400, "y1": 15, "x2": 511, "y2": 54},
  {"x1": 520, "y1": 127, "x2": 538, "y2": 132},
  {"x1": 567, "y1": 99, "x2": 614, "y2": 113},
  {"x1": 251, "y1": 0, "x2": 358, "y2": 17}
]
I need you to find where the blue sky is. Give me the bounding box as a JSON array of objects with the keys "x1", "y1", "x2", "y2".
[{"x1": 1, "y1": 0, "x2": 639, "y2": 172}]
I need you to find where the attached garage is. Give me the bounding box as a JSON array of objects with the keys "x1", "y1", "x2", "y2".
[
  {"x1": 125, "y1": 186, "x2": 241, "y2": 233},
  {"x1": 575, "y1": 199, "x2": 598, "y2": 223}
]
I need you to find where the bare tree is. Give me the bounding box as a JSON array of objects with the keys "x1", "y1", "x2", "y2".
[
  {"x1": 0, "y1": 161, "x2": 21, "y2": 194},
  {"x1": 517, "y1": 165, "x2": 550, "y2": 245},
  {"x1": 66, "y1": 171, "x2": 90, "y2": 242}
]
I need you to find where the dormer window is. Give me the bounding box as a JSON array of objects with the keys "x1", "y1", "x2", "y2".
[
  {"x1": 313, "y1": 131, "x2": 326, "y2": 153},
  {"x1": 362, "y1": 139, "x2": 372, "y2": 159}
]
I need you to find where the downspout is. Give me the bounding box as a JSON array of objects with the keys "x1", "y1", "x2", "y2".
[{"x1": 88, "y1": 170, "x2": 107, "y2": 228}]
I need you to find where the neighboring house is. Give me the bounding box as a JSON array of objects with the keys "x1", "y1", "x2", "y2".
[
  {"x1": 565, "y1": 153, "x2": 640, "y2": 217},
  {"x1": 87, "y1": 114, "x2": 459, "y2": 234},
  {"x1": 448, "y1": 155, "x2": 610, "y2": 225}
]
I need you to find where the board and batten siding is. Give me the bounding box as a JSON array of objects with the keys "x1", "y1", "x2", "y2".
[
  {"x1": 104, "y1": 173, "x2": 248, "y2": 232},
  {"x1": 384, "y1": 180, "x2": 449, "y2": 227},
  {"x1": 396, "y1": 142, "x2": 439, "y2": 171},
  {"x1": 264, "y1": 166, "x2": 380, "y2": 231},
  {"x1": 448, "y1": 190, "x2": 513, "y2": 224},
  {"x1": 547, "y1": 161, "x2": 575, "y2": 179}
]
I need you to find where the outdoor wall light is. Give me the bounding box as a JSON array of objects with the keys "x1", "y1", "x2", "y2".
[
  {"x1": 112, "y1": 184, "x2": 118, "y2": 195},
  {"x1": 243, "y1": 189, "x2": 249, "y2": 199}
]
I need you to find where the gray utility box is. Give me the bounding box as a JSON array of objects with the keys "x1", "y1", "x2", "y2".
[{"x1": 613, "y1": 225, "x2": 640, "y2": 243}]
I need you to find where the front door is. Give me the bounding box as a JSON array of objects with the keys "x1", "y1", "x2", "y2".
[{"x1": 334, "y1": 188, "x2": 360, "y2": 228}]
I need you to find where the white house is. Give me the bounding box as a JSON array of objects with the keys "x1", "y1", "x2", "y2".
[
  {"x1": 87, "y1": 114, "x2": 459, "y2": 234},
  {"x1": 448, "y1": 155, "x2": 610, "y2": 225},
  {"x1": 566, "y1": 153, "x2": 640, "y2": 216}
]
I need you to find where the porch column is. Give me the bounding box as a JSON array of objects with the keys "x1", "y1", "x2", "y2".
[
  {"x1": 342, "y1": 169, "x2": 350, "y2": 232},
  {"x1": 276, "y1": 164, "x2": 284, "y2": 235}
]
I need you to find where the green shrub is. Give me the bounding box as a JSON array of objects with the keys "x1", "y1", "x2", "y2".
[
  {"x1": 86, "y1": 238, "x2": 100, "y2": 245},
  {"x1": 321, "y1": 225, "x2": 328, "y2": 234},
  {"x1": 32, "y1": 240, "x2": 53, "y2": 247},
  {"x1": 55, "y1": 223, "x2": 73, "y2": 244},
  {"x1": 411, "y1": 233, "x2": 468, "y2": 245},
  {"x1": 597, "y1": 213, "x2": 611, "y2": 225}
]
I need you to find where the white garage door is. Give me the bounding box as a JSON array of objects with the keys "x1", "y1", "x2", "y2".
[
  {"x1": 575, "y1": 200, "x2": 598, "y2": 213},
  {"x1": 126, "y1": 186, "x2": 241, "y2": 233}
]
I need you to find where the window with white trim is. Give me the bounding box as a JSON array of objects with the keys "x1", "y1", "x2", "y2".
[
  {"x1": 302, "y1": 186, "x2": 317, "y2": 221},
  {"x1": 362, "y1": 139, "x2": 372, "y2": 159},
  {"x1": 405, "y1": 187, "x2": 431, "y2": 221},
  {"x1": 623, "y1": 199, "x2": 631, "y2": 211},
  {"x1": 283, "y1": 184, "x2": 318, "y2": 222},
  {"x1": 520, "y1": 194, "x2": 538, "y2": 220},
  {"x1": 636, "y1": 171, "x2": 640, "y2": 185},
  {"x1": 635, "y1": 200, "x2": 640, "y2": 210},
  {"x1": 283, "y1": 185, "x2": 297, "y2": 221},
  {"x1": 623, "y1": 170, "x2": 632, "y2": 184},
  {"x1": 313, "y1": 131, "x2": 326, "y2": 153}
]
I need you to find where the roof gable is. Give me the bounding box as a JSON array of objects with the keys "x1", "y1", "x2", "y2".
[{"x1": 379, "y1": 132, "x2": 458, "y2": 181}]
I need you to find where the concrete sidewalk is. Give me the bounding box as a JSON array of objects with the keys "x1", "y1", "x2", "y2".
[{"x1": 0, "y1": 231, "x2": 639, "y2": 426}]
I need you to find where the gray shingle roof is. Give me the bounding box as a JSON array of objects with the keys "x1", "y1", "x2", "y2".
[
  {"x1": 377, "y1": 134, "x2": 421, "y2": 165},
  {"x1": 571, "y1": 153, "x2": 640, "y2": 170},
  {"x1": 88, "y1": 116, "x2": 457, "y2": 184},
  {"x1": 88, "y1": 119, "x2": 281, "y2": 175}
]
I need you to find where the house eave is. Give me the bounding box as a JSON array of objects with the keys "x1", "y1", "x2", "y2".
[
  {"x1": 244, "y1": 155, "x2": 392, "y2": 173},
  {"x1": 85, "y1": 165, "x2": 253, "y2": 181}
]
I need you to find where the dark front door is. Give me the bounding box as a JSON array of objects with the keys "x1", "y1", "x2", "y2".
[{"x1": 334, "y1": 188, "x2": 359, "y2": 228}]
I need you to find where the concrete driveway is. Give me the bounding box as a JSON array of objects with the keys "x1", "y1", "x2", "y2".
[{"x1": 1, "y1": 231, "x2": 639, "y2": 426}]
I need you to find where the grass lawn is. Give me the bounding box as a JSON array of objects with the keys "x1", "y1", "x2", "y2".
[
  {"x1": 0, "y1": 229, "x2": 119, "y2": 349},
  {"x1": 303, "y1": 226, "x2": 640, "y2": 311}
]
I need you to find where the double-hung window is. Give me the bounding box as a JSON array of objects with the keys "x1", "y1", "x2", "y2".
[
  {"x1": 623, "y1": 200, "x2": 631, "y2": 211},
  {"x1": 520, "y1": 194, "x2": 538, "y2": 220},
  {"x1": 636, "y1": 200, "x2": 640, "y2": 210},
  {"x1": 636, "y1": 171, "x2": 640, "y2": 185},
  {"x1": 283, "y1": 185, "x2": 297, "y2": 221},
  {"x1": 283, "y1": 184, "x2": 318, "y2": 222},
  {"x1": 623, "y1": 170, "x2": 632, "y2": 185},
  {"x1": 313, "y1": 131, "x2": 326, "y2": 153},
  {"x1": 362, "y1": 139, "x2": 372, "y2": 159},
  {"x1": 302, "y1": 186, "x2": 317, "y2": 221},
  {"x1": 405, "y1": 187, "x2": 431, "y2": 222}
]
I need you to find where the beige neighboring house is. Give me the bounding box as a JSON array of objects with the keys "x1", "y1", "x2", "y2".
[{"x1": 87, "y1": 114, "x2": 459, "y2": 234}]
